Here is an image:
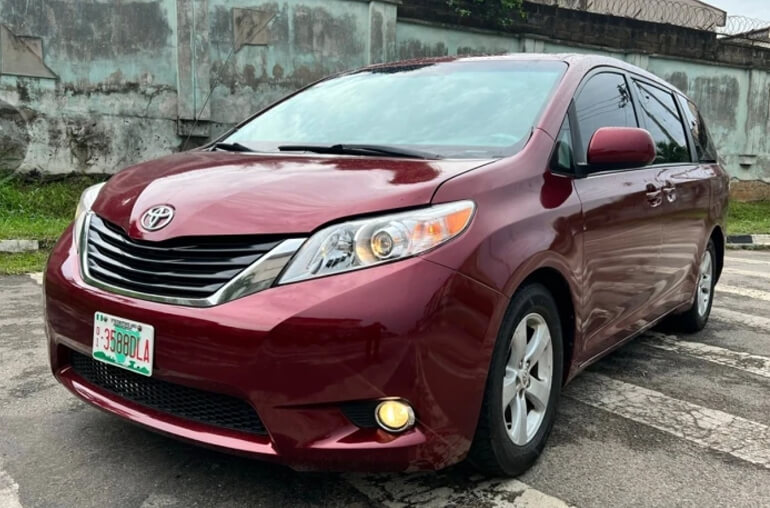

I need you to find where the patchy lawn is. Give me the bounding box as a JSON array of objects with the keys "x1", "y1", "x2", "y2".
[
  {"x1": 0, "y1": 251, "x2": 51, "y2": 275},
  {"x1": 0, "y1": 171, "x2": 109, "y2": 274},
  {"x1": 0, "y1": 171, "x2": 108, "y2": 241},
  {"x1": 728, "y1": 201, "x2": 770, "y2": 236}
]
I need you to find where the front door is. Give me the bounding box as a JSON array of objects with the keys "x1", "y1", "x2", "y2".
[
  {"x1": 574, "y1": 170, "x2": 666, "y2": 358},
  {"x1": 568, "y1": 70, "x2": 665, "y2": 360}
]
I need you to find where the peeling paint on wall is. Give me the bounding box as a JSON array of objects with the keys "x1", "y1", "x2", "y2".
[
  {"x1": 1, "y1": 0, "x2": 173, "y2": 61},
  {"x1": 292, "y1": 6, "x2": 363, "y2": 58},
  {"x1": 0, "y1": 99, "x2": 29, "y2": 171},
  {"x1": 666, "y1": 71, "x2": 688, "y2": 92},
  {"x1": 396, "y1": 21, "x2": 520, "y2": 60},
  {"x1": 207, "y1": 1, "x2": 368, "y2": 126},
  {"x1": 655, "y1": 60, "x2": 762, "y2": 182},
  {"x1": 233, "y1": 7, "x2": 274, "y2": 49},
  {"x1": 692, "y1": 75, "x2": 740, "y2": 130}
]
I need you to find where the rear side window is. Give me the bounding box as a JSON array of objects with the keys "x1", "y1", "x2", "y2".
[
  {"x1": 574, "y1": 73, "x2": 637, "y2": 160},
  {"x1": 680, "y1": 99, "x2": 719, "y2": 163},
  {"x1": 632, "y1": 80, "x2": 690, "y2": 164}
]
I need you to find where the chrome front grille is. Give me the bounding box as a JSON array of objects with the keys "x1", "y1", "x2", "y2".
[{"x1": 83, "y1": 214, "x2": 293, "y2": 302}]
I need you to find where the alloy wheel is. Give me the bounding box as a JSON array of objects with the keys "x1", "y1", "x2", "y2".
[
  {"x1": 502, "y1": 313, "x2": 553, "y2": 446},
  {"x1": 697, "y1": 249, "x2": 713, "y2": 317}
]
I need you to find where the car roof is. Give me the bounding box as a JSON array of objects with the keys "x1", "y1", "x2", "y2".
[{"x1": 362, "y1": 53, "x2": 688, "y2": 100}]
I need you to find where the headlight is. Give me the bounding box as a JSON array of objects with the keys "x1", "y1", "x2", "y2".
[
  {"x1": 278, "y1": 200, "x2": 475, "y2": 284},
  {"x1": 75, "y1": 183, "x2": 105, "y2": 221},
  {"x1": 73, "y1": 183, "x2": 106, "y2": 252}
]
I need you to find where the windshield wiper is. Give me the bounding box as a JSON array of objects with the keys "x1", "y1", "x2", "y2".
[
  {"x1": 277, "y1": 144, "x2": 441, "y2": 160},
  {"x1": 211, "y1": 142, "x2": 257, "y2": 153}
]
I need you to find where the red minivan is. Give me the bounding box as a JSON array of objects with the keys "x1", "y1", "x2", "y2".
[{"x1": 45, "y1": 54, "x2": 728, "y2": 476}]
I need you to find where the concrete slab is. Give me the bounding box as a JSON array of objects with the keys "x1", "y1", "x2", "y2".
[{"x1": 0, "y1": 240, "x2": 38, "y2": 253}]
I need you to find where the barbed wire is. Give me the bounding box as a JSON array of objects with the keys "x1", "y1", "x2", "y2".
[
  {"x1": 534, "y1": 0, "x2": 722, "y2": 29},
  {"x1": 720, "y1": 15, "x2": 770, "y2": 37},
  {"x1": 535, "y1": 0, "x2": 770, "y2": 35}
]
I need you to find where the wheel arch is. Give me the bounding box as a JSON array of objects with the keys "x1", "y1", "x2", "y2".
[
  {"x1": 517, "y1": 266, "x2": 577, "y2": 386},
  {"x1": 710, "y1": 225, "x2": 725, "y2": 284}
]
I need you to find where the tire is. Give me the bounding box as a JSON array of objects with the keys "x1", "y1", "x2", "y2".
[
  {"x1": 668, "y1": 239, "x2": 716, "y2": 334},
  {"x1": 469, "y1": 283, "x2": 564, "y2": 477}
]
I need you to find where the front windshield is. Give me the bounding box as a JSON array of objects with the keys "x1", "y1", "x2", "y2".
[{"x1": 225, "y1": 60, "x2": 568, "y2": 159}]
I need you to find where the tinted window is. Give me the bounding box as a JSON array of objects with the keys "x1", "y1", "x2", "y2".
[
  {"x1": 681, "y1": 99, "x2": 719, "y2": 162},
  {"x1": 225, "y1": 61, "x2": 568, "y2": 159},
  {"x1": 574, "y1": 73, "x2": 637, "y2": 160},
  {"x1": 632, "y1": 80, "x2": 690, "y2": 164}
]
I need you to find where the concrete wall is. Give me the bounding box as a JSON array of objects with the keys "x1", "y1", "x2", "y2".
[
  {"x1": 0, "y1": 0, "x2": 180, "y2": 173},
  {"x1": 0, "y1": 0, "x2": 397, "y2": 174},
  {"x1": 0, "y1": 0, "x2": 769, "y2": 197}
]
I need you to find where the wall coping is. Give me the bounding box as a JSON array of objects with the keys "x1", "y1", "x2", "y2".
[
  {"x1": 348, "y1": 0, "x2": 403, "y2": 5},
  {"x1": 398, "y1": 0, "x2": 770, "y2": 72},
  {"x1": 398, "y1": 16, "x2": 769, "y2": 71}
]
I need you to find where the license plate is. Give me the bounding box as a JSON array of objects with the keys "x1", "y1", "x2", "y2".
[{"x1": 92, "y1": 312, "x2": 155, "y2": 376}]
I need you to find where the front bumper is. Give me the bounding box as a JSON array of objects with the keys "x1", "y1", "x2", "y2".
[{"x1": 45, "y1": 226, "x2": 505, "y2": 471}]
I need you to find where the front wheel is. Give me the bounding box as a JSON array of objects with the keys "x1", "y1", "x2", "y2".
[{"x1": 469, "y1": 283, "x2": 564, "y2": 477}]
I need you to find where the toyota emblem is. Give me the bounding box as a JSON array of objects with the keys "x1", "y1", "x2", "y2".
[{"x1": 140, "y1": 205, "x2": 175, "y2": 232}]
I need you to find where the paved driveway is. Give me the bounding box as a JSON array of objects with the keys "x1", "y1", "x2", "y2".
[{"x1": 1, "y1": 251, "x2": 769, "y2": 507}]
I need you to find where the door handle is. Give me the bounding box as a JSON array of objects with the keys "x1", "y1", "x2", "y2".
[
  {"x1": 645, "y1": 183, "x2": 662, "y2": 208},
  {"x1": 662, "y1": 180, "x2": 677, "y2": 203}
]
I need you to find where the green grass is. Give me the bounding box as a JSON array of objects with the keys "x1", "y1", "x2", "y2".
[
  {"x1": 0, "y1": 251, "x2": 50, "y2": 275},
  {"x1": 0, "y1": 171, "x2": 108, "y2": 241},
  {"x1": 728, "y1": 201, "x2": 770, "y2": 236},
  {"x1": 0, "y1": 171, "x2": 109, "y2": 274},
  {"x1": 0, "y1": 215, "x2": 73, "y2": 241}
]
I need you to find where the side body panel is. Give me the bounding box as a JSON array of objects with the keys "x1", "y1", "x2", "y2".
[
  {"x1": 572, "y1": 170, "x2": 664, "y2": 360},
  {"x1": 655, "y1": 163, "x2": 714, "y2": 309},
  {"x1": 628, "y1": 77, "x2": 714, "y2": 312},
  {"x1": 428, "y1": 60, "x2": 730, "y2": 381},
  {"x1": 425, "y1": 131, "x2": 584, "y2": 380},
  {"x1": 567, "y1": 67, "x2": 668, "y2": 363}
]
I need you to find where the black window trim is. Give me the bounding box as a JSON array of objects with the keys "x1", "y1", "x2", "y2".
[
  {"x1": 571, "y1": 68, "x2": 641, "y2": 174},
  {"x1": 676, "y1": 93, "x2": 719, "y2": 164},
  {"x1": 548, "y1": 108, "x2": 577, "y2": 176},
  {"x1": 627, "y1": 75, "x2": 696, "y2": 166},
  {"x1": 566, "y1": 67, "x2": 646, "y2": 177},
  {"x1": 675, "y1": 93, "x2": 700, "y2": 164},
  {"x1": 565, "y1": 66, "x2": 707, "y2": 179}
]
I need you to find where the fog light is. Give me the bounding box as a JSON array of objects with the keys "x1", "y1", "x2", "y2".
[{"x1": 375, "y1": 400, "x2": 415, "y2": 433}]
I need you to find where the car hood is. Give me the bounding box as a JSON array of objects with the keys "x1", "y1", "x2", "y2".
[{"x1": 91, "y1": 151, "x2": 492, "y2": 240}]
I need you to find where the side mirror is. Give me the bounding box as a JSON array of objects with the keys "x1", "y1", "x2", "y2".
[{"x1": 586, "y1": 127, "x2": 656, "y2": 170}]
